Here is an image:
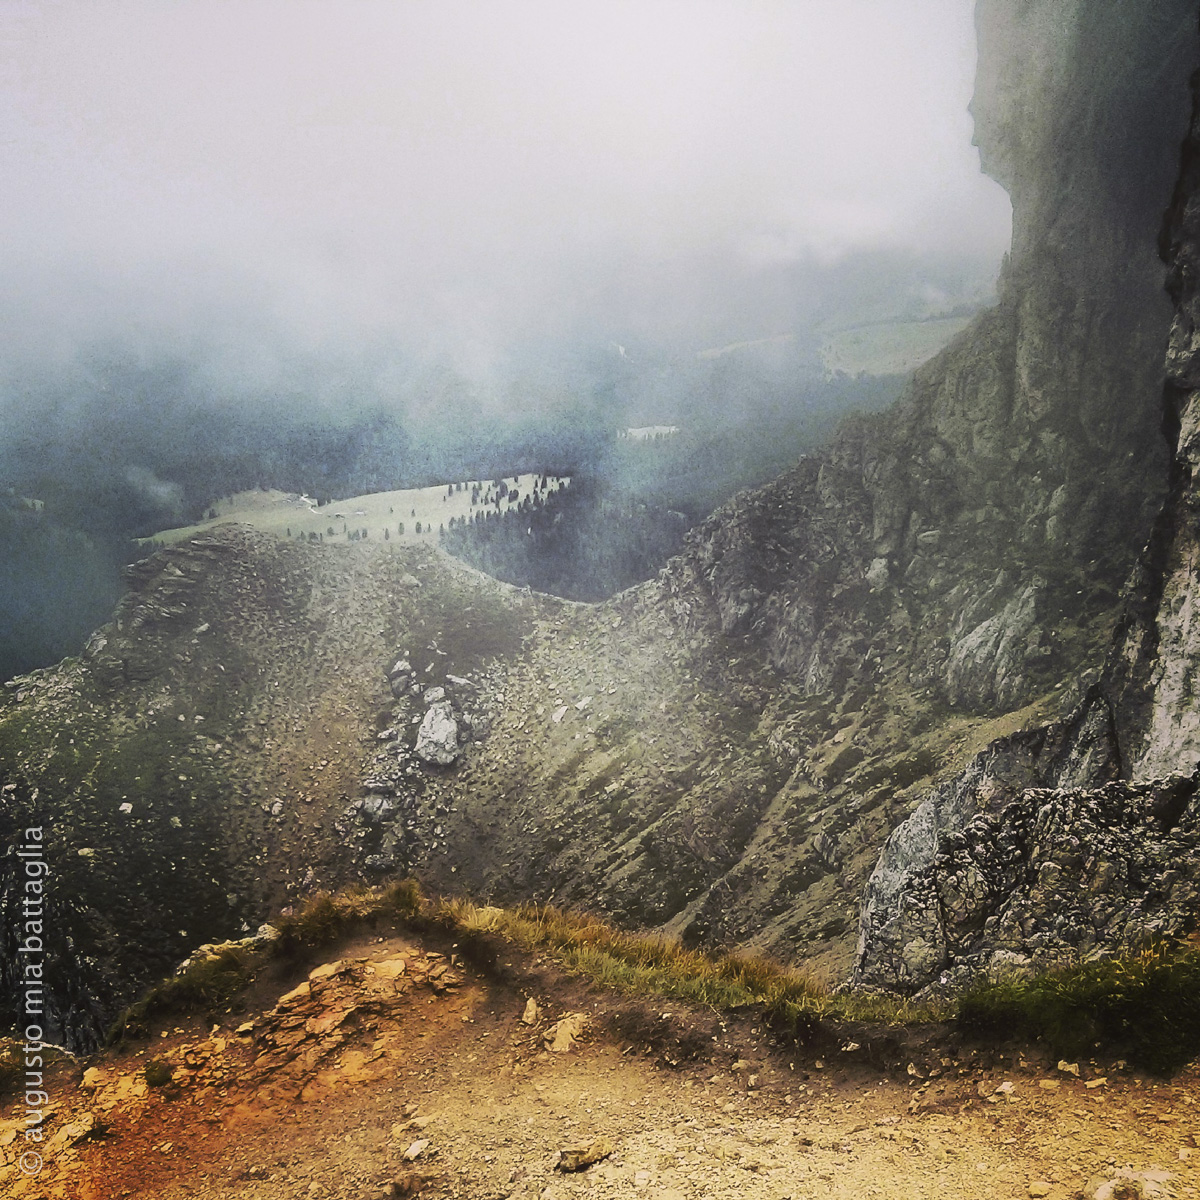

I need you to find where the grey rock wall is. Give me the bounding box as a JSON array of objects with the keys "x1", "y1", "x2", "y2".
[
  {"x1": 1108, "y1": 56, "x2": 1200, "y2": 781},
  {"x1": 856, "y1": 770, "x2": 1200, "y2": 993},
  {"x1": 855, "y1": 35, "x2": 1200, "y2": 993}
]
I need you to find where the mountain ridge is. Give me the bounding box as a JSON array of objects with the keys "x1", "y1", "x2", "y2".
[{"x1": 4, "y1": 0, "x2": 1200, "y2": 1048}]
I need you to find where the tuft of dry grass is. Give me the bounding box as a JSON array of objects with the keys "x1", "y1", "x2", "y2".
[
  {"x1": 430, "y1": 897, "x2": 840, "y2": 1023},
  {"x1": 431, "y1": 897, "x2": 951, "y2": 1028},
  {"x1": 275, "y1": 879, "x2": 426, "y2": 955}
]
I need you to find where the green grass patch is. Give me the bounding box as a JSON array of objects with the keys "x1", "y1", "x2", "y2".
[
  {"x1": 106, "y1": 947, "x2": 253, "y2": 1043},
  {"x1": 957, "y1": 940, "x2": 1200, "y2": 1075}
]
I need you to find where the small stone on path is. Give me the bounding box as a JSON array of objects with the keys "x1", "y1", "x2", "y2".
[{"x1": 556, "y1": 1137, "x2": 614, "y2": 1172}]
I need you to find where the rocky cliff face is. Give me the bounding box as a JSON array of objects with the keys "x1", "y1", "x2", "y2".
[
  {"x1": 1108, "y1": 59, "x2": 1200, "y2": 783},
  {"x1": 852, "y1": 684, "x2": 1200, "y2": 992},
  {"x1": 855, "y1": 48, "x2": 1200, "y2": 993}
]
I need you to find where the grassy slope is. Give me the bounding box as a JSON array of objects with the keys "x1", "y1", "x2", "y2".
[
  {"x1": 819, "y1": 317, "x2": 975, "y2": 377},
  {"x1": 143, "y1": 473, "x2": 567, "y2": 548}
]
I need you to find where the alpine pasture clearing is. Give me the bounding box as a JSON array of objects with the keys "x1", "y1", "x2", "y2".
[
  {"x1": 819, "y1": 315, "x2": 973, "y2": 377},
  {"x1": 144, "y1": 473, "x2": 569, "y2": 548}
]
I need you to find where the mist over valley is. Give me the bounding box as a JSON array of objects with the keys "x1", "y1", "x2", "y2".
[{"x1": 9, "y1": 4, "x2": 1200, "y2": 1196}]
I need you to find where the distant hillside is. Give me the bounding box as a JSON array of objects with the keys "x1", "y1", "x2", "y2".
[
  {"x1": 818, "y1": 315, "x2": 975, "y2": 377},
  {"x1": 144, "y1": 475, "x2": 568, "y2": 549}
]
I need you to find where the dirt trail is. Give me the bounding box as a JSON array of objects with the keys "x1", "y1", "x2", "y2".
[{"x1": 3, "y1": 929, "x2": 1197, "y2": 1200}]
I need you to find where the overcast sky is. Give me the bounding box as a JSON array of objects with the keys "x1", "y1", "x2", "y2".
[{"x1": 1, "y1": 0, "x2": 1011, "y2": 379}]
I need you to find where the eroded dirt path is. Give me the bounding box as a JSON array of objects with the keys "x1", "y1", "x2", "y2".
[{"x1": 3, "y1": 930, "x2": 1197, "y2": 1200}]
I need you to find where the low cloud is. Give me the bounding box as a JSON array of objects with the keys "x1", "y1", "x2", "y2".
[
  {"x1": 124, "y1": 466, "x2": 184, "y2": 518},
  {"x1": 0, "y1": 0, "x2": 1010, "y2": 394}
]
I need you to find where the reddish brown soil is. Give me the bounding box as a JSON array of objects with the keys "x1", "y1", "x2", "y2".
[{"x1": 3, "y1": 930, "x2": 1198, "y2": 1200}]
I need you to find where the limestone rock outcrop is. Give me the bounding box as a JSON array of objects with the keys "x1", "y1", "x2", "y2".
[
  {"x1": 856, "y1": 772, "x2": 1200, "y2": 993},
  {"x1": 414, "y1": 701, "x2": 460, "y2": 765},
  {"x1": 856, "y1": 48, "x2": 1200, "y2": 992}
]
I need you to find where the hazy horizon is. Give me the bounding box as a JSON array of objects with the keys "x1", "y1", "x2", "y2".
[{"x1": 1, "y1": 0, "x2": 1011, "y2": 402}]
